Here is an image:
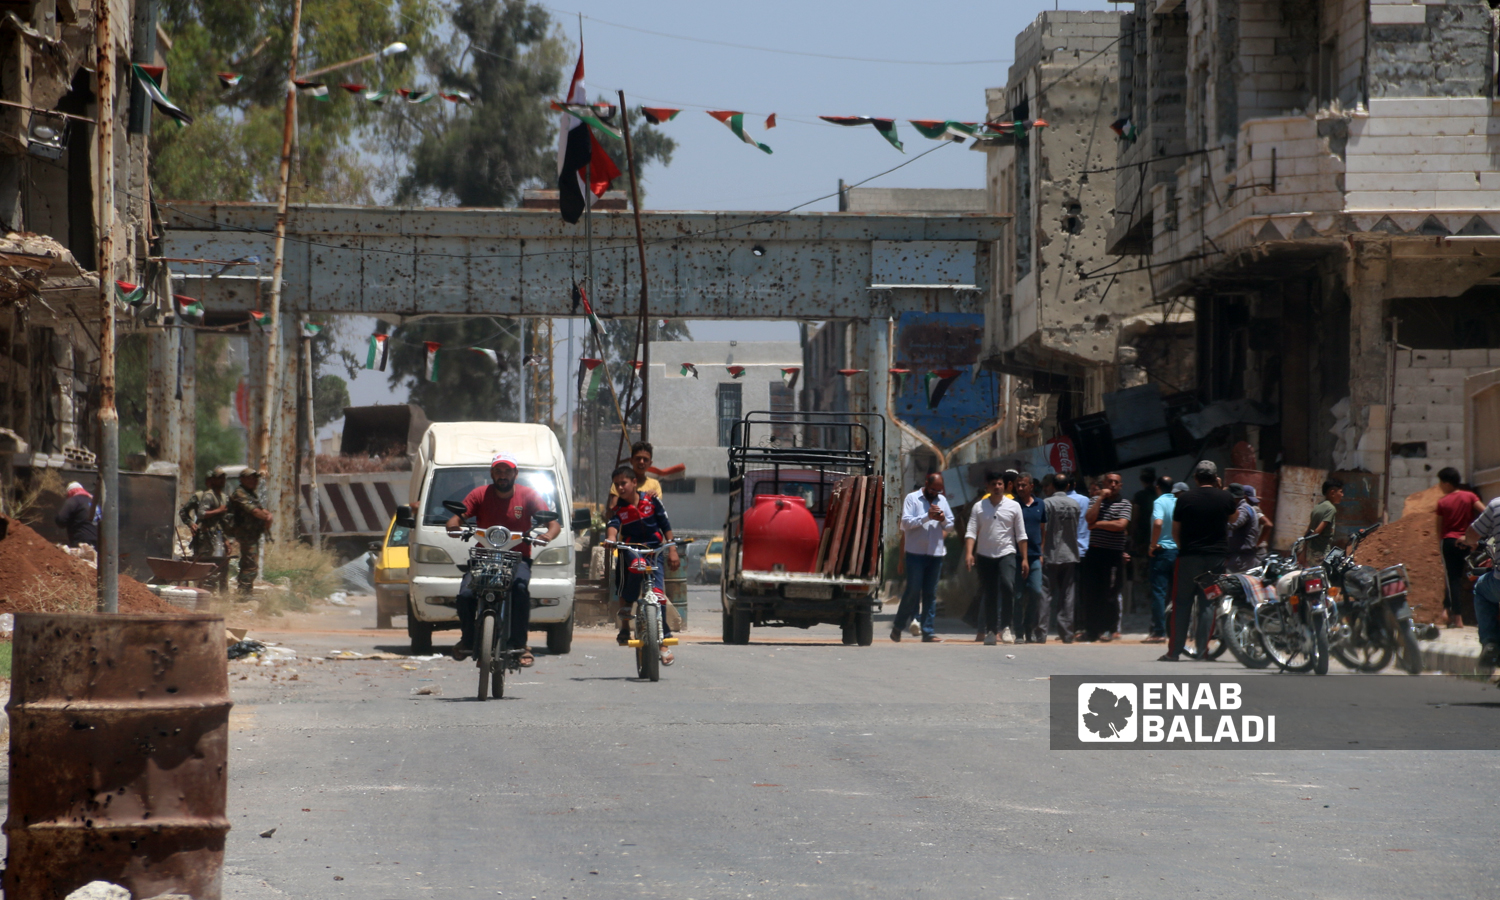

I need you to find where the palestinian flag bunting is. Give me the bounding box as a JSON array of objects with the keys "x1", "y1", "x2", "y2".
[
  {"x1": 363, "y1": 89, "x2": 393, "y2": 104},
  {"x1": 248, "y1": 310, "x2": 270, "y2": 331},
  {"x1": 780, "y1": 367, "x2": 800, "y2": 391},
  {"x1": 707, "y1": 111, "x2": 772, "y2": 154},
  {"x1": 765, "y1": 113, "x2": 777, "y2": 129},
  {"x1": 576, "y1": 283, "x2": 606, "y2": 336},
  {"x1": 924, "y1": 369, "x2": 962, "y2": 410},
  {"x1": 301, "y1": 322, "x2": 323, "y2": 338},
  {"x1": 551, "y1": 102, "x2": 622, "y2": 140},
  {"x1": 217, "y1": 72, "x2": 242, "y2": 88},
  {"x1": 726, "y1": 365, "x2": 746, "y2": 379},
  {"x1": 820, "y1": 116, "x2": 903, "y2": 152},
  {"x1": 400, "y1": 88, "x2": 437, "y2": 104},
  {"x1": 114, "y1": 280, "x2": 147, "y2": 305},
  {"x1": 441, "y1": 91, "x2": 473, "y2": 104},
  {"x1": 294, "y1": 80, "x2": 330, "y2": 101},
  {"x1": 424, "y1": 342, "x2": 442, "y2": 382},
  {"x1": 132, "y1": 64, "x2": 193, "y2": 127},
  {"x1": 680, "y1": 363, "x2": 699, "y2": 378},
  {"x1": 837, "y1": 368, "x2": 865, "y2": 387},
  {"x1": 909, "y1": 120, "x2": 978, "y2": 142},
  {"x1": 1110, "y1": 117, "x2": 1138, "y2": 142},
  {"x1": 174, "y1": 294, "x2": 204, "y2": 321},
  {"x1": 642, "y1": 107, "x2": 679, "y2": 125},
  {"x1": 365, "y1": 334, "x2": 390, "y2": 371},
  {"x1": 889, "y1": 367, "x2": 911, "y2": 394},
  {"x1": 578, "y1": 358, "x2": 604, "y2": 401},
  {"x1": 470, "y1": 348, "x2": 500, "y2": 369}
]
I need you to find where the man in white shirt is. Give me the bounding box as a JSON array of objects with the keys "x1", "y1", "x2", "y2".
[
  {"x1": 894, "y1": 472, "x2": 955, "y2": 643},
  {"x1": 964, "y1": 470, "x2": 1027, "y2": 646}
]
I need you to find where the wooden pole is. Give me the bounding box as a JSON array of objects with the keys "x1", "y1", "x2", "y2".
[{"x1": 95, "y1": 0, "x2": 118, "y2": 612}]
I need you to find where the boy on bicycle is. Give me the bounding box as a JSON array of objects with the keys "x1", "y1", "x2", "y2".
[{"x1": 604, "y1": 464, "x2": 681, "y2": 665}]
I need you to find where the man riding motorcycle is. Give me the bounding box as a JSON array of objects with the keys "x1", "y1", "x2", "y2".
[
  {"x1": 1464, "y1": 495, "x2": 1500, "y2": 668},
  {"x1": 446, "y1": 453, "x2": 561, "y2": 668}
]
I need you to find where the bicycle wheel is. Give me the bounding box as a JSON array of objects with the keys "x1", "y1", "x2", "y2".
[
  {"x1": 640, "y1": 602, "x2": 661, "y2": 682},
  {"x1": 1331, "y1": 607, "x2": 1392, "y2": 672},
  {"x1": 1223, "y1": 605, "x2": 1271, "y2": 669},
  {"x1": 476, "y1": 613, "x2": 494, "y2": 702},
  {"x1": 1258, "y1": 603, "x2": 1315, "y2": 673}
]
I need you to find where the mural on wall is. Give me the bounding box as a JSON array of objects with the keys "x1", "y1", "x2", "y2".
[{"x1": 892, "y1": 312, "x2": 1000, "y2": 450}]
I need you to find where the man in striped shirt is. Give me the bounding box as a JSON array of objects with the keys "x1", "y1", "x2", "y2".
[
  {"x1": 1079, "y1": 472, "x2": 1132, "y2": 642},
  {"x1": 1464, "y1": 496, "x2": 1500, "y2": 665}
]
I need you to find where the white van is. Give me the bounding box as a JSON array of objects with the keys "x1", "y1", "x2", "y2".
[{"x1": 403, "y1": 422, "x2": 580, "y2": 655}]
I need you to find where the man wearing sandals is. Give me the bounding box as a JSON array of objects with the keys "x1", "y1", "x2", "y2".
[
  {"x1": 447, "y1": 453, "x2": 561, "y2": 668},
  {"x1": 605, "y1": 464, "x2": 681, "y2": 666}
]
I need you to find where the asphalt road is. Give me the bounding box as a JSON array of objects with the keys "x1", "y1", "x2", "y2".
[{"x1": 213, "y1": 584, "x2": 1500, "y2": 900}]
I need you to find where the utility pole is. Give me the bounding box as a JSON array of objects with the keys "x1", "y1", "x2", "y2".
[
  {"x1": 258, "y1": 0, "x2": 304, "y2": 473},
  {"x1": 95, "y1": 0, "x2": 118, "y2": 613},
  {"x1": 618, "y1": 90, "x2": 651, "y2": 443},
  {"x1": 302, "y1": 317, "x2": 320, "y2": 548}
]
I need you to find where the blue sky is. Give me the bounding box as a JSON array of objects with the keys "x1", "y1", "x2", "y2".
[{"x1": 335, "y1": 0, "x2": 1119, "y2": 422}]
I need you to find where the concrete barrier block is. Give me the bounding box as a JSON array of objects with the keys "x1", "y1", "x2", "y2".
[
  {"x1": 1411, "y1": 349, "x2": 1450, "y2": 368},
  {"x1": 1450, "y1": 348, "x2": 1489, "y2": 368}
]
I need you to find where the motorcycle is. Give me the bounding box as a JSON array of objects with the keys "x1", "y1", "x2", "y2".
[
  {"x1": 1196, "y1": 566, "x2": 1273, "y2": 669},
  {"x1": 1324, "y1": 523, "x2": 1421, "y2": 675},
  {"x1": 443, "y1": 500, "x2": 558, "y2": 700},
  {"x1": 1255, "y1": 536, "x2": 1333, "y2": 675}
]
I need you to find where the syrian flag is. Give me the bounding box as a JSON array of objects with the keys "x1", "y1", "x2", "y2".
[
  {"x1": 363, "y1": 89, "x2": 393, "y2": 104},
  {"x1": 174, "y1": 294, "x2": 204, "y2": 321},
  {"x1": 726, "y1": 365, "x2": 746, "y2": 379},
  {"x1": 217, "y1": 72, "x2": 242, "y2": 88},
  {"x1": 820, "y1": 116, "x2": 903, "y2": 152},
  {"x1": 365, "y1": 334, "x2": 390, "y2": 371},
  {"x1": 924, "y1": 369, "x2": 961, "y2": 410},
  {"x1": 114, "y1": 280, "x2": 147, "y2": 305},
  {"x1": 1110, "y1": 117, "x2": 1138, "y2": 142},
  {"x1": 642, "y1": 107, "x2": 679, "y2": 125},
  {"x1": 780, "y1": 367, "x2": 800, "y2": 391},
  {"x1": 889, "y1": 367, "x2": 911, "y2": 394},
  {"x1": 680, "y1": 363, "x2": 699, "y2": 378},
  {"x1": 294, "y1": 80, "x2": 330, "y2": 101},
  {"x1": 424, "y1": 342, "x2": 442, "y2": 382},
  {"x1": 249, "y1": 310, "x2": 270, "y2": 331},
  {"x1": 555, "y1": 45, "x2": 622, "y2": 224},
  {"x1": 132, "y1": 65, "x2": 193, "y2": 127},
  {"x1": 301, "y1": 322, "x2": 324, "y2": 338},
  {"x1": 706, "y1": 111, "x2": 772, "y2": 154},
  {"x1": 578, "y1": 358, "x2": 604, "y2": 401}
]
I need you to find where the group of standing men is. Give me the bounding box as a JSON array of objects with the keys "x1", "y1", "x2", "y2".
[{"x1": 178, "y1": 466, "x2": 273, "y2": 598}]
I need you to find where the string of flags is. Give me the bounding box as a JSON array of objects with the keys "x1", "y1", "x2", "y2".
[
  {"x1": 365, "y1": 334, "x2": 390, "y2": 372},
  {"x1": 423, "y1": 342, "x2": 442, "y2": 382}
]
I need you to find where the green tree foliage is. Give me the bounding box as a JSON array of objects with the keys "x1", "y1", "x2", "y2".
[
  {"x1": 390, "y1": 1, "x2": 675, "y2": 206},
  {"x1": 152, "y1": 0, "x2": 436, "y2": 203},
  {"x1": 384, "y1": 318, "x2": 522, "y2": 422},
  {"x1": 195, "y1": 335, "x2": 244, "y2": 483},
  {"x1": 313, "y1": 374, "x2": 351, "y2": 430}
]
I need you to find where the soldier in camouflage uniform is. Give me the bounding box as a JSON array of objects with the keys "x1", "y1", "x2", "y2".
[
  {"x1": 179, "y1": 466, "x2": 231, "y2": 591},
  {"x1": 226, "y1": 468, "x2": 273, "y2": 599}
]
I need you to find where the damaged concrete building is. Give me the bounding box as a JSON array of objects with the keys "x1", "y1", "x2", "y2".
[
  {"x1": 1110, "y1": 0, "x2": 1500, "y2": 514},
  {"x1": 980, "y1": 10, "x2": 1194, "y2": 459},
  {"x1": 0, "y1": 0, "x2": 186, "y2": 556}
]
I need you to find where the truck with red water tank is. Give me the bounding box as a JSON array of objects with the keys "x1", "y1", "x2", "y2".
[{"x1": 720, "y1": 411, "x2": 885, "y2": 646}]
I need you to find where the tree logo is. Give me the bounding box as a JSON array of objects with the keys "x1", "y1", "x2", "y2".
[{"x1": 1077, "y1": 683, "x2": 1138, "y2": 742}]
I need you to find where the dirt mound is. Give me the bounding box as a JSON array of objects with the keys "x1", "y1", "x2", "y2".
[
  {"x1": 1351, "y1": 486, "x2": 1445, "y2": 624},
  {"x1": 0, "y1": 517, "x2": 184, "y2": 615}
]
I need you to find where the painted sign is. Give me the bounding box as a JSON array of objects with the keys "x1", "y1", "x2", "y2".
[{"x1": 891, "y1": 311, "x2": 999, "y2": 450}]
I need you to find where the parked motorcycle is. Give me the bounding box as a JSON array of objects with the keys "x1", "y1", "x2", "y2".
[
  {"x1": 1324, "y1": 523, "x2": 1421, "y2": 675},
  {"x1": 1255, "y1": 536, "x2": 1332, "y2": 675},
  {"x1": 1196, "y1": 567, "x2": 1272, "y2": 669}
]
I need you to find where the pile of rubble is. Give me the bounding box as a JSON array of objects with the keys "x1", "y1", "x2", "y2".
[
  {"x1": 0, "y1": 517, "x2": 180, "y2": 614},
  {"x1": 1351, "y1": 486, "x2": 1448, "y2": 624}
]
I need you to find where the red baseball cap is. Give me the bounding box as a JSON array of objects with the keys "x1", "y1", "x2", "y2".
[{"x1": 490, "y1": 452, "x2": 519, "y2": 470}]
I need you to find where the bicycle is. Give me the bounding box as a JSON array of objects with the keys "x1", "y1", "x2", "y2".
[
  {"x1": 605, "y1": 538, "x2": 692, "y2": 682},
  {"x1": 443, "y1": 501, "x2": 558, "y2": 700}
]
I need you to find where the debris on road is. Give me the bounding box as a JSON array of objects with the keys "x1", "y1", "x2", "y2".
[
  {"x1": 259, "y1": 827, "x2": 277, "y2": 838},
  {"x1": 414, "y1": 685, "x2": 441, "y2": 696},
  {"x1": 327, "y1": 650, "x2": 406, "y2": 660},
  {"x1": 227, "y1": 640, "x2": 266, "y2": 660},
  {"x1": 64, "y1": 883, "x2": 130, "y2": 900}
]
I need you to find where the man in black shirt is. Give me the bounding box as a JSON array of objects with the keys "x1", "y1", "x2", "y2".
[{"x1": 1160, "y1": 461, "x2": 1238, "y2": 661}]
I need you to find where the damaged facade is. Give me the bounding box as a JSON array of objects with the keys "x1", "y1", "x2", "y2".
[
  {"x1": 1111, "y1": 0, "x2": 1500, "y2": 514},
  {"x1": 981, "y1": 10, "x2": 1193, "y2": 459},
  {"x1": 1, "y1": 0, "x2": 187, "y2": 516}
]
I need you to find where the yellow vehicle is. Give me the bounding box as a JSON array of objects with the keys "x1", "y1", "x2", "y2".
[
  {"x1": 373, "y1": 513, "x2": 412, "y2": 630},
  {"x1": 698, "y1": 535, "x2": 725, "y2": 585}
]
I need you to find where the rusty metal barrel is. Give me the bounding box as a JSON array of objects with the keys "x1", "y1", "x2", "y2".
[
  {"x1": 664, "y1": 569, "x2": 688, "y2": 629},
  {"x1": 4, "y1": 613, "x2": 232, "y2": 900}
]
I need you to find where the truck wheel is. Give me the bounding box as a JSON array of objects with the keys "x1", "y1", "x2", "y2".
[
  {"x1": 841, "y1": 617, "x2": 856, "y2": 645},
  {"x1": 731, "y1": 605, "x2": 752, "y2": 645},
  {"x1": 854, "y1": 608, "x2": 874, "y2": 647},
  {"x1": 407, "y1": 599, "x2": 433, "y2": 655},
  {"x1": 721, "y1": 608, "x2": 733, "y2": 644},
  {"x1": 546, "y1": 612, "x2": 575, "y2": 655}
]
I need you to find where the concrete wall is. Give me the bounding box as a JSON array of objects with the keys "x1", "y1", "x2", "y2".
[
  {"x1": 644, "y1": 340, "x2": 803, "y2": 533},
  {"x1": 842, "y1": 187, "x2": 986, "y2": 214},
  {"x1": 1387, "y1": 348, "x2": 1500, "y2": 516}
]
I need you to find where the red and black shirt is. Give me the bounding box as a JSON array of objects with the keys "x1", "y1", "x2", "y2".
[{"x1": 607, "y1": 494, "x2": 673, "y2": 548}]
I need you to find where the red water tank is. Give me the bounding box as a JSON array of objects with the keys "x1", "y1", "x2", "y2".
[{"x1": 742, "y1": 494, "x2": 820, "y2": 574}]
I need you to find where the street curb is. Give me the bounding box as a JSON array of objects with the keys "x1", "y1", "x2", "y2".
[{"x1": 1423, "y1": 642, "x2": 1483, "y2": 677}]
